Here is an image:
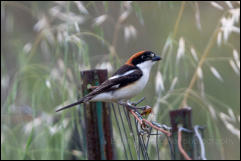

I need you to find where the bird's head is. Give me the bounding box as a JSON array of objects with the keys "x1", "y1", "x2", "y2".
[{"x1": 126, "y1": 51, "x2": 161, "y2": 69}]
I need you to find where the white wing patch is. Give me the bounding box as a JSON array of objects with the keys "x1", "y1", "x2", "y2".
[
  {"x1": 112, "y1": 84, "x2": 120, "y2": 89},
  {"x1": 108, "y1": 75, "x2": 119, "y2": 80},
  {"x1": 109, "y1": 70, "x2": 137, "y2": 80}
]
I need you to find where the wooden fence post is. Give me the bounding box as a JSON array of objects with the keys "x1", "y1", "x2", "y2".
[
  {"x1": 81, "y1": 69, "x2": 114, "y2": 160},
  {"x1": 169, "y1": 107, "x2": 194, "y2": 160}
]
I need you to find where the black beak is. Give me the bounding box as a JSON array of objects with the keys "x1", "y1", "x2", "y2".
[{"x1": 152, "y1": 56, "x2": 162, "y2": 61}]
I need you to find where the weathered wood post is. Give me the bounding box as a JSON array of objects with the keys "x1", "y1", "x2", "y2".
[
  {"x1": 169, "y1": 107, "x2": 194, "y2": 160},
  {"x1": 81, "y1": 69, "x2": 114, "y2": 160}
]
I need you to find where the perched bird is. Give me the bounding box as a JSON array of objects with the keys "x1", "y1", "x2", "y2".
[{"x1": 56, "y1": 51, "x2": 161, "y2": 112}]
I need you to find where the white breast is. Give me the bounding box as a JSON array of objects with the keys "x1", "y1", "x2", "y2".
[
  {"x1": 91, "y1": 60, "x2": 155, "y2": 102},
  {"x1": 112, "y1": 60, "x2": 154, "y2": 100}
]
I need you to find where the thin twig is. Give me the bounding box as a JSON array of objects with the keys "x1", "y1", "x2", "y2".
[
  {"x1": 173, "y1": 1, "x2": 186, "y2": 38},
  {"x1": 180, "y1": 27, "x2": 220, "y2": 108}
]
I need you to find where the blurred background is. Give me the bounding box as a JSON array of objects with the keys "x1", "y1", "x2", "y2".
[{"x1": 1, "y1": 1, "x2": 240, "y2": 160}]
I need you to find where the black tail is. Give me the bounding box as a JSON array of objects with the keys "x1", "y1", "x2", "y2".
[
  {"x1": 56, "y1": 99, "x2": 84, "y2": 112},
  {"x1": 56, "y1": 94, "x2": 94, "y2": 112}
]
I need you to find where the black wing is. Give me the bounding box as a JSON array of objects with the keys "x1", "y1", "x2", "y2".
[
  {"x1": 112, "y1": 64, "x2": 138, "y2": 76},
  {"x1": 56, "y1": 65, "x2": 142, "y2": 112},
  {"x1": 87, "y1": 66, "x2": 142, "y2": 96}
]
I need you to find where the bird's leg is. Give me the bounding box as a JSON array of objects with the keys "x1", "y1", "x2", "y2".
[
  {"x1": 128, "y1": 97, "x2": 148, "y2": 110},
  {"x1": 117, "y1": 99, "x2": 147, "y2": 111},
  {"x1": 118, "y1": 100, "x2": 137, "y2": 111},
  {"x1": 129, "y1": 97, "x2": 145, "y2": 106},
  {"x1": 128, "y1": 98, "x2": 153, "y2": 115}
]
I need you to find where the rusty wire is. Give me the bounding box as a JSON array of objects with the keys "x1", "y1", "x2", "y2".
[
  {"x1": 178, "y1": 126, "x2": 193, "y2": 160},
  {"x1": 110, "y1": 98, "x2": 173, "y2": 160},
  {"x1": 110, "y1": 98, "x2": 206, "y2": 160},
  {"x1": 129, "y1": 110, "x2": 171, "y2": 136}
]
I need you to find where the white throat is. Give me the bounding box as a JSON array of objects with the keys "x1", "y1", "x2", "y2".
[
  {"x1": 136, "y1": 60, "x2": 155, "y2": 90},
  {"x1": 137, "y1": 60, "x2": 155, "y2": 77}
]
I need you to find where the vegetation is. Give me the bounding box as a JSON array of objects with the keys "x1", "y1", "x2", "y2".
[{"x1": 1, "y1": 1, "x2": 240, "y2": 160}]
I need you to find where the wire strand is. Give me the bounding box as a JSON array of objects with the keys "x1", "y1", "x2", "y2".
[{"x1": 178, "y1": 127, "x2": 192, "y2": 160}]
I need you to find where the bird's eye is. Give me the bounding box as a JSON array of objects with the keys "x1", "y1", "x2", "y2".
[
  {"x1": 151, "y1": 53, "x2": 155, "y2": 57},
  {"x1": 141, "y1": 55, "x2": 145, "y2": 59}
]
